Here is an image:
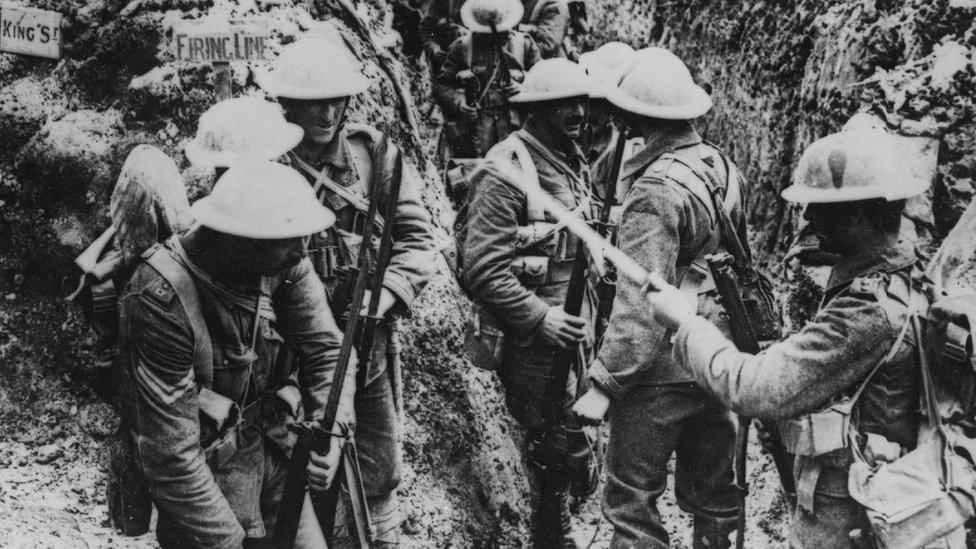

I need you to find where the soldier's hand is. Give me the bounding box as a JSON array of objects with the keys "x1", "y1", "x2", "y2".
[
  {"x1": 538, "y1": 306, "x2": 587, "y2": 349},
  {"x1": 503, "y1": 80, "x2": 521, "y2": 98},
  {"x1": 642, "y1": 271, "x2": 696, "y2": 331},
  {"x1": 458, "y1": 101, "x2": 478, "y2": 121},
  {"x1": 307, "y1": 430, "x2": 343, "y2": 492},
  {"x1": 361, "y1": 288, "x2": 397, "y2": 318},
  {"x1": 572, "y1": 386, "x2": 610, "y2": 425}
]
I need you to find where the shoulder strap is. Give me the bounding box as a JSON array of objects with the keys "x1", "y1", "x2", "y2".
[
  {"x1": 502, "y1": 134, "x2": 544, "y2": 224},
  {"x1": 144, "y1": 243, "x2": 214, "y2": 388}
]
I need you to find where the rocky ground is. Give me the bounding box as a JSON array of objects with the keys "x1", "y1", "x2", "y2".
[{"x1": 2, "y1": 0, "x2": 975, "y2": 547}]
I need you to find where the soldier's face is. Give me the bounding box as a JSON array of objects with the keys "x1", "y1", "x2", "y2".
[
  {"x1": 537, "y1": 96, "x2": 588, "y2": 140},
  {"x1": 239, "y1": 236, "x2": 309, "y2": 276},
  {"x1": 280, "y1": 97, "x2": 349, "y2": 146},
  {"x1": 587, "y1": 99, "x2": 612, "y2": 132},
  {"x1": 804, "y1": 202, "x2": 861, "y2": 255}
]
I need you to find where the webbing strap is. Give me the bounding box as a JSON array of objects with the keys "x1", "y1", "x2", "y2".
[
  {"x1": 144, "y1": 243, "x2": 214, "y2": 388},
  {"x1": 291, "y1": 154, "x2": 386, "y2": 234}
]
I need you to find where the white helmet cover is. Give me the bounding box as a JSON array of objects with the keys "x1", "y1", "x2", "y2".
[{"x1": 192, "y1": 161, "x2": 336, "y2": 239}]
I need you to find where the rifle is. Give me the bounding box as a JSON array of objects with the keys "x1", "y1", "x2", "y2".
[
  {"x1": 540, "y1": 232, "x2": 592, "y2": 468},
  {"x1": 273, "y1": 132, "x2": 398, "y2": 548},
  {"x1": 593, "y1": 126, "x2": 629, "y2": 346},
  {"x1": 706, "y1": 253, "x2": 796, "y2": 549}
]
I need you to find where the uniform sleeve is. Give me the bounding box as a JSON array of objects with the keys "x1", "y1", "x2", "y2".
[
  {"x1": 590, "y1": 179, "x2": 688, "y2": 396},
  {"x1": 524, "y1": 0, "x2": 569, "y2": 58},
  {"x1": 120, "y1": 291, "x2": 244, "y2": 548},
  {"x1": 462, "y1": 167, "x2": 550, "y2": 337},
  {"x1": 381, "y1": 151, "x2": 437, "y2": 312},
  {"x1": 434, "y1": 38, "x2": 468, "y2": 116},
  {"x1": 275, "y1": 258, "x2": 355, "y2": 429},
  {"x1": 672, "y1": 295, "x2": 898, "y2": 419}
]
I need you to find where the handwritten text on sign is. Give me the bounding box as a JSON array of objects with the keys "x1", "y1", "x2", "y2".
[
  {"x1": 0, "y1": 5, "x2": 63, "y2": 59},
  {"x1": 173, "y1": 20, "x2": 268, "y2": 62}
]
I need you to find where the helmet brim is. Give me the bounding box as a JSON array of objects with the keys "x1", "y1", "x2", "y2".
[
  {"x1": 184, "y1": 124, "x2": 304, "y2": 167},
  {"x1": 509, "y1": 90, "x2": 590, "y2": 103},
  {"x1": 605, "y1": 84, "x2": 712, "y2": 120},
  {"x1": 781, "y1": 180, "x2": 930, "y2": 203},
  {"x1": 460, "y1": 3, "x2": 524, "y2": 33},
  {"x1": 256, "y1": 69, "x2": 370, "y2": 100},
  {"x1": 191, "y1": 197, "x2": 336, "y2": 239}
]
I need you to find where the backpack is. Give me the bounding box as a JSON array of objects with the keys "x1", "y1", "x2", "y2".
[
  {"x1": 67, "y1": 146, "x2": 243, "y2": 536},
  {"x1": 847, "y1": 276, "x2": 976, "y2": 549}
]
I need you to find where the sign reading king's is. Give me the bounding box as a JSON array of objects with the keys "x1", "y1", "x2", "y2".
[
  {"x1": 0, "y1": 4, "x2": 63, "y2": 59},
  {"x1": 172, "y1": 19, "x2": 269, "y2": 63}
]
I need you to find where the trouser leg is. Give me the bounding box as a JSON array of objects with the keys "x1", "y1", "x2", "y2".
[
  {"x1": 604, "y1": 386, "x2": 678, "y2": 549},
  {"x1": 674, "y1": 391, "x2": 737, "y2": 549},
  {"x1": 498, "y1": 342, "x2": 590, "y2": 548}
]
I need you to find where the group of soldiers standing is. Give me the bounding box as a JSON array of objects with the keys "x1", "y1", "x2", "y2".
[{"x1": 103, "y1": 0, "x2": 954, "y2": 547}]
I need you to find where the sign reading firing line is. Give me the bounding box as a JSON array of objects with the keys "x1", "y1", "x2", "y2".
[
  {"x1": 172, "y1": 19, "x2": 269, "y2": 63},
  {"x1": 0, "y1": 4, "x2": 63, "y2": 59}
]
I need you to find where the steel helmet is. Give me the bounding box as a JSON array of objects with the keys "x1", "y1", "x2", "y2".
[
  {"x1": 782, "y1": 130, "x2": 931, "y2": 203},
  {"x1": 192, "y1": 161, "x2": 336, "y2": 239},
  {"x1": 460, "y1": 0, "x2": 524, "y2": 33},
  {"x1": 509, "y1": 58, "x2": 591, "y2": 103},
  {"x1": 580, "y1": 41, "x2": 636, "y2": 75},
  {"x1": 184, "y1": 97, "x2": 303, "y2": 167},
  {"x1": 257, "y1": 37, "x2": 370, "y2": 100},
  {"x1": 607, "y1": 47, "x2": 712, "y2": 120}
]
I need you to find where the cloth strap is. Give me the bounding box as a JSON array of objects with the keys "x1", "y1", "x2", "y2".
[{"x1": 144, "y1": 242, "x2": 214, "y2": 388}]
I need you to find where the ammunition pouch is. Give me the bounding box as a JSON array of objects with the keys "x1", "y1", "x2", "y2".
[
  {"x1": 199, "y1": 387, "x2": 242, "y2": 470},
  {"x1": 463, "y1": 304, "x2": 506, "y2": 371},
  {"x1": 308, "y1": 243, "x2": 340, "y2": 281},
  {"x1": 106, "y1": 428, "x2": 151, "y2": 536},
  {"x1": 514, "y1": 221, "x2": 559, "y2": 251},
  {"x1": 779, "y1": 399, "x2": 854, "y2": 457},
  {"x1": 510, "y1": 256, "x2": 576, "y2": 288}
]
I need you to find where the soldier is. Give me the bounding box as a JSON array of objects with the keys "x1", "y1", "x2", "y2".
[
  {"x1": 573, "y1": 48, "x2": 743, "y2": 548},
  {"x1": 183, "y1": 95, "x2": 303, "y2": 180},
  {"x1": 639, "y1": 129, "x2": 930, "y2": 548},
  {"x1": 461, "y1": 58, "x2": 596, "y2": 547},
  {"x1": 258, "y1": 37, "x2": 436, "y2": 547},
  {"x1": 434, "y1": 0, "x2": 541, "y2": 159},
  {"x1": 579, "y1": 41, "x2": 636, "y2": 208},
  {"x1": 116, "y1": 163, "x2": 346, "y2": 547},
  {"x1": 419, "y1": 0, "x2": 466, "y2": 73},
  {"x1": 520, "y1": 0, "x2": 571, "y2": 59}
]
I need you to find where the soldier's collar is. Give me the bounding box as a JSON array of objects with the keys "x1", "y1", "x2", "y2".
[
  {"x1": 826, "y1": 237, "x2": 917, "y2": 296},
  {"x1": 620, "y1": 122, "x2": 701, "y2": 182},
  {"x1": 291, "y1": 130, "x2": 352, "y2": 171}
]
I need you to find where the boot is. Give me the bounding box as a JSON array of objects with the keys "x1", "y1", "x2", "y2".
[
  {"x1": 692, "y1": 516, "x2": 735, "y2": 549},
  {"x1": 533, "y1": 467, "x2": 577, "y2": 549}
]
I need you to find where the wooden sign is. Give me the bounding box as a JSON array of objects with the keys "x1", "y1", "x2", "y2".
[
  {"x1": 172, "y1": 19, "x2": 269, "y2": 63},
  {"x1": 0, "y1": 4, "x2": 63, "y2": 59}
]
